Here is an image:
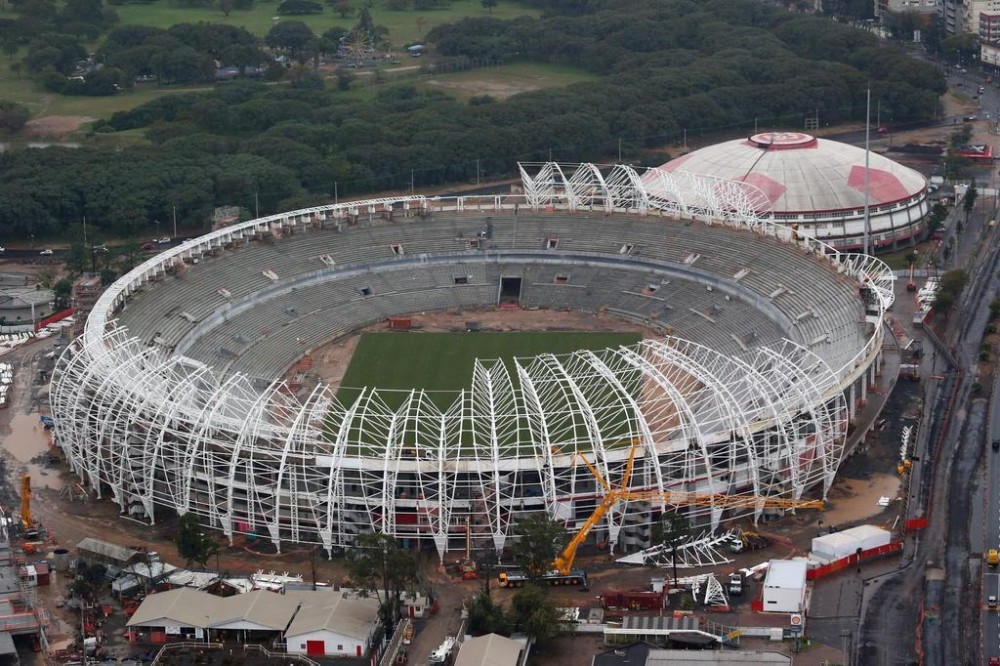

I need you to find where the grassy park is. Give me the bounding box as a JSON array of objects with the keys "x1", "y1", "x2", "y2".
[
  {"x1": 111, "y1": 0, "x2": 536, "y2": 46},
  {"x1": 0, "y1": 0, "x2": 552, "y2": 125}
]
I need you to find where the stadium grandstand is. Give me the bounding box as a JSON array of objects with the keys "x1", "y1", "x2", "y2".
[{"x1": 50, "y1": 162, "x2": 895, "y2": 560}]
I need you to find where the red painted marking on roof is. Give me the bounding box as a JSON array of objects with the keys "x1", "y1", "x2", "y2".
[
  {"x1": 739, "y1": 173, "x2": 786, "y2": 206},
  {"x1": 749, "y1": 132, "x2": 818, "y2": 150},
  {"x1": 847, "y1": 166, "x2": 910, "y2": 203}
]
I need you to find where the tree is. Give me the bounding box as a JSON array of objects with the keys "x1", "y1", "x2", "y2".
[
  {"x1": 926, "y1": 201, "x2": 947, "y2": 236},
  {"x1": 963, "y1": 179, "x2": 978, "y2": 221},
  {"x1": 266, "y1": 20, "x2": 316, "y2": 60},
  {"x1": 466, "y1": 590, "x2": 509, "y2": 636},
  {"x1": 652, "y1": 510, "x2": 691, "y2": 589},
  {"x1": 218, "y1": 0, "x2": 234, "y2": 15},
  {"x1": 511, "y1": 514, "x2": 568, "y2": 583},
  {"x1": 174, "y1": 512, "x2": 218, "y2": 567},
  {"x1": 481, "y1": 0, "x2": 496, "y2": 13},
  {"x1": 932, "y1": 269, "x2": 969, "y2": 313},
  {"x1": 330, "y1": 0, "x2": 353, "y2": 16},
  {"x1": 52, "y1": 278, "x2": 72, "y2": 309},
  {"x1": 509, "y1": 584, "x2": 561, "y2": 643},
  {"x1": 346, "y1": 533, "x2": 418, "y2": 634},
  {"x1": 0, "y1": 100, "x2": 29, "y2": 132}
]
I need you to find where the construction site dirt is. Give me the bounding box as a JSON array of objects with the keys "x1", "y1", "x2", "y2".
[{"x1": 0, "y1": 305, "x2": 920, "y2": 666}]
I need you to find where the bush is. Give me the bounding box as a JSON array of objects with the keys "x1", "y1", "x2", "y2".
[
  {"x1": 277, "y1": 0, "x2": 323, "y2": 13},
  {"x1": 0, "y1": 100, "x2": 30, "y2": 132}
]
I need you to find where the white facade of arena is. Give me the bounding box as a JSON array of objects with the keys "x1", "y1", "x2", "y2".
[
  {"x1": 656, "y1": 133, "x2": 929, "y2": 251},
  {"x1": 50, "y1": 163, "x2": 895, "y2": 560}
]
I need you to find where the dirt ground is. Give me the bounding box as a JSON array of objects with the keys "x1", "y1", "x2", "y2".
[{"x1": 22, "y1": 115, "x2": 93, "y2": 139}]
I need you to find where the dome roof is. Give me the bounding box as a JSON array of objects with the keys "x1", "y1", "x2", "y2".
[{"x1": 658, "y1": 132, "x2": 927, "y2": 213}]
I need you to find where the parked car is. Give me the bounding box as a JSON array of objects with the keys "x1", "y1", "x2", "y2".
[
  {"x1": 989, "y1": 595, "x2": 998, "y2": 608},
  {"x1": 38, "y1": 249, "x2": 53, "y2": 256},
  {"x1": 93, "y1": 244, "x2": 108, "y2": 252},
  {"x1": 156, "y1": 236, "x2": 172, "y2": 244},
  {"x1": 993, "y1": 439, "x2": 999, "y2": 452},
  {"x1": 964, "y1": 115, "x2": 979, "y2": 122},
  {"x1": 141, "y1": 242, "x2": 156, "y2": 251},
  {"x1": 0, "y1": 246, "x2": 6, "y2": 253}
]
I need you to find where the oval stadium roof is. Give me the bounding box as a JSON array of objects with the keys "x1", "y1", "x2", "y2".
[{"x1": 658, "y1": 132, "x2": 927, "y2": 214}]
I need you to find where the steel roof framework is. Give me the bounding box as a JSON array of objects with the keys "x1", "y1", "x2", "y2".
[{"x1": 51, "y1": 167, "x2": 892, "y2": 560}]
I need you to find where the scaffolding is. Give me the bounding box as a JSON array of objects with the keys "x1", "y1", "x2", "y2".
[{"x1": 50, "y1": 172, "x2": 894, "y2": 562}]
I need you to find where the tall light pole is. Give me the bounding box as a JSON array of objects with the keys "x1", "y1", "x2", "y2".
[{"x1": 863, "y1": 87, "x2": 872, "y2": 256}]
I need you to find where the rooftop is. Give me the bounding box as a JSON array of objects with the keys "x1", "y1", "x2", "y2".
[
  {"x1": 454, "y1": 633, "x2": 522, "y2": 666},
  {"x1": 657, "y1": 133, "x2": 926, "y2": 213}
]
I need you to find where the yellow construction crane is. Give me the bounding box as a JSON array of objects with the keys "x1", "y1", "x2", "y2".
[
  {"x1": 20, "y1": 475, "x2": 32, "y2": 529},
  {"x1": 551, "y1": 444, "x2": 824, "y2": 576}
]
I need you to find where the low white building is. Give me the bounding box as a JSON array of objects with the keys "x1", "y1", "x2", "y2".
[
  {"x1": 126, "y1": 587, "x2": 222, "y2": 640},
  {"x1": 811, "y1": 525, "x2": 892, "y2": 563},
  {"x1": 762, "y1": 560, "x2": 807, "y2": 614},
  {"x1": 455, "y1": 633, "x2": 522, "y2": 666},
  {"x1": 284, "y1": 591, "x2": 380, "y2": 658},
  {"x1": 208, "y1": 590, "x2": 301, "y2": 641}
]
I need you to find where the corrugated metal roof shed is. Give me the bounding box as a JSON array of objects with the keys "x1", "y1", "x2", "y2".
[
  {"x1": 646, "y1": 649, "x2": 791, "y2": 665},
  {"x1": 454, "y1": 633, "x2": 522, "y2": 666}
]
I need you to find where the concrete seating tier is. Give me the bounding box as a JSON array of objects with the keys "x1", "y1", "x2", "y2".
[{"x1": 116, "y1": 210, "x2": 864, "y2": 380}]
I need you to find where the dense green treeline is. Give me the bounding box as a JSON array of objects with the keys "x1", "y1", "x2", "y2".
[{"x1": 0, "y1": 0, "x2": 945, "y2": 239}]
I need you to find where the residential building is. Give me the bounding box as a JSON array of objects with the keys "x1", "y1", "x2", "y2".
[{"x1": 455, "y1": 633, "x2": 523, "y2": 666}]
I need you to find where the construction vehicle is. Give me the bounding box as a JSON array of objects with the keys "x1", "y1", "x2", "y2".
[
  {"x1": 20, "y1": 475, "x2": 32, "y2": 531},
  {"x1": 906, "y1": 263, "x2": 917, "y2": 292},
  {"x1": 459, "y1": 517, "x2": 478, "y2": 580},
  {"x1": 729, "y1": 530, "x2": 772, "y2": 554},
  {"x1": 988, "y1": 548, "x2": 999, "y2": 567},
  {"x1": 727, "y1": 572, "x2": 744, "y2": 596},
  {"x1": 499, "y1": 444, "x2": 822, "y2": 588}
]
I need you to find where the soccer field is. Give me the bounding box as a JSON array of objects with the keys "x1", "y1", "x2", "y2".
[{"x1": 337, "y1": 331, "x2": 642, "y2": 407}]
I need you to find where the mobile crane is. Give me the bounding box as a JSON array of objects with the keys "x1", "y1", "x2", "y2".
[
  {"x1": 498, "y1": 444, "x2": 823, "y2": 588},
  {"x1": 20, "y1": 475, "x2": 32, "y2": 530}
]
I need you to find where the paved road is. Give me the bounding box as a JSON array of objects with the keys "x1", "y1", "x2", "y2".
[{"x1": 985, "y1": 373, "x2": 1000, "y2": 663}]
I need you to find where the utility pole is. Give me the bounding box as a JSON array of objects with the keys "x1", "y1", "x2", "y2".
[
  {"x1": 172, "y1": 206, "x2": 177, "y2": 239},
  {"x1": 410, "y1": 169, "x2": 414, "y2": 195},
  {"x1": 334, "y1": 181, "x2": 338, "y2": 206},
  {"x1": 254, "y1": 191, "x2": 259, "y2": 219},
  {"x1": 618, "y1": 137, "x2": 622, "y2": 163},
  {"x1": 863, "y1": 87, "x2": 872, "y2": 256}
]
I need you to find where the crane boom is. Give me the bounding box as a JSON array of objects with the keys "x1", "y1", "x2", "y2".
[
  {"x1": 554, "y1": 446, "x2": 639, "y2": 575},
  {"x1": 20, "y1": 475, "x2": 31, "y2": 529},
  {"x1": 549, "y1": 443, "x2": 824, "y2": 575}
]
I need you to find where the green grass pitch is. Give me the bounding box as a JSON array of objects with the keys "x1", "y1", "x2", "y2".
[{"x1": 338, "y1": 331, "x2": 641, "y2": 404}]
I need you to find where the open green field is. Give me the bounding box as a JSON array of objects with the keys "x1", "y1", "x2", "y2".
[
  {"x1": 338, "y1": 330, "x2": 641, "y2": 405},
  {"x1": 112, "y1": 0, "x2": 537, "y2": 47},
  {"x1": 333, "y1": 330, "x2": 643, "y2": 451},
  {"x1": 416, "y1": 62, "x2": 597, "y2": 101}
]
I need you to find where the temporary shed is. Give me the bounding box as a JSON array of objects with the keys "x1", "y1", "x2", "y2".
[
  {"x1": 455, "y1": 633, "x2": 522, "y2": 666},
  {"x1": 762, "y1": 560, "x2": 807, "y2": 613},
  {"x1": 284, "y1": 591, "x2": 380, "y2": 658},
  {"x1": 76, "y1": 538, "x2": 143, "y2": 569},
  {"x1": 127, "y1": 588, "x2": 222, "y2": 638},
  {"x1": 645, "y1": 650, "x2": 791, "y2": 665},
  {"x1": 811, "y1": 525, "x2": 891, "y2": 562},
  {"x1": 208, "y1": 590, "x2": 300, "y2": 638}
]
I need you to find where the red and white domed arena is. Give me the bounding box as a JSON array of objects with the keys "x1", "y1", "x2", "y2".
[{"x1": 657, "y1": 132, "x2": 928, "y2": 250}]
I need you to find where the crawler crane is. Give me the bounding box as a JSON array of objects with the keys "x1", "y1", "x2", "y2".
[{"x1": 499, "y1": 444, "x2": 823, "y2": 587}]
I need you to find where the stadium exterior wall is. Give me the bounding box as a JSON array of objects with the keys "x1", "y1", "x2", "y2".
[{"x1": 50, "y1": 163, "x2": 895, "y2": 560}]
